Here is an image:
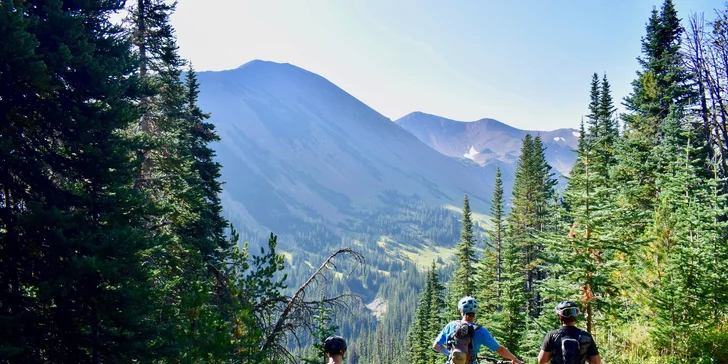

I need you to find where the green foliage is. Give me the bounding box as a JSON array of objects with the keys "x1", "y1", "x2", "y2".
[
  {"x1": 449, "y1": 194, "x2": 478, "y2": 314},
  {"x1": 4, "y1": 0, "x2": 728, "y2": 363},
  {"x1": 408, "y1": 261, "x2": 446, "y2": 364},
  {"x1": 299, "y1": 297, "x2": 339, "y2": 364},
  {"x1": 0, "y1": 0, "x2": 161, "y2": 361},
  {"x1": 476, "y1": 168, "x2": 504, "y2": 313}
]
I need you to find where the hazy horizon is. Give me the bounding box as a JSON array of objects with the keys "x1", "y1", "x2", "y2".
[{"x1": 169, "y1": 0, "x2": 723, "y2": 131}]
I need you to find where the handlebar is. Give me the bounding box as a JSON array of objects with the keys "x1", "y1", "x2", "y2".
[{"x1": 477, "y1": 356, "x2": 513, "y2": 364}]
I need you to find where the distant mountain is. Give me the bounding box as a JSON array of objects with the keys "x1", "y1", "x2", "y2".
[
  {"x1": 394, "y1": 112, "x2": 579, "y2": 177},
  {"x1": 195, "y1": 60, "x2": 495, "y2": 243}
]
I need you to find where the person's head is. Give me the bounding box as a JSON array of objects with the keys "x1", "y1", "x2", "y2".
[
  {"x1": 324, "y1": 335, "x2": 347, "y2": 360},
  {"x1": 457, "y1": 296, "x2": 478, "y2": 322},
  {"x1": 554, "y1": 300, "x2": 579, "y2": 325}
]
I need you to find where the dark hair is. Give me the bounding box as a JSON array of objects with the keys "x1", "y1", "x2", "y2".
[
  {"x1": 560, "y1": 315, "x2": 577, "y2": 324},
  {"x1": 324, "y1": 336, "x2": 347, "y2": 354}
]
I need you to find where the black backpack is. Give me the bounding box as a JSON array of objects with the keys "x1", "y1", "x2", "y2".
[
  {"x1": 446, "y1": 320, "x2": 480, "y2": 364},
  {"x1": 555, "y1": 328, "x2": 586, "y2": 364}
]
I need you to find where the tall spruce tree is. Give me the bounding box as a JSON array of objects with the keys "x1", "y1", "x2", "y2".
[
  {"x1": 122, "y1": 2, "x2": 242, "y2": 360},
  {"x1": 448, "y1": 194, "x2": 478, "y2": 318},
  {"x1": 408, "y1": 261, "x2": 446, "y2": 364},
  {"x1": 490, "y1": 167, "x2": 505, "y2": 297},
  {"x1": 586, "y1": 73, "x2": 602, "y2": 141},
  {"x1": 0, "y1": 1, "x2": 161, "y2": 361},
  {"x1": 491, "y1": 232, "x2": 527, "y2": 357},
  {"x1": 614, "y1": 0, "x2": 695, "y2": 241},
  {"x1": 644, "y1": 106, "x2": 728, "y2": 357},
  {"x1": 476, "y1": 168, "x2": 505, "y2": 312}
]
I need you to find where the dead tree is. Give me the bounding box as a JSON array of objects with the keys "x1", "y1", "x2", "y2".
[{"x1": 259, "y1": 248, "x2": 365, "y2": 359}]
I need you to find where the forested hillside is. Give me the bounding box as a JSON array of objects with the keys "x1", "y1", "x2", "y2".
[
  {"x1": 1, "y1": 0, "x2": 727, "y2": 363},
  {"x1": 0, "y1": 0, "x2": 363, "y2": 362},
  {"x1": 405, "y1": 1, "x2": 728, "y2": 363}
]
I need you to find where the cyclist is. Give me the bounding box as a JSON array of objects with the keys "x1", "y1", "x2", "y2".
[
  {"x1": 324, "y1": 335, "x2": 347, "y2": 364},
  {"x1": 433, "y1": 296, "x2": 524, "y2": 364},
  {"x1": 537, "y1": 300, "x2": 601, "y2": 364}
]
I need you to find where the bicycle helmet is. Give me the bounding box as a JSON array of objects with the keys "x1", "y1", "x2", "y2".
[
  {"x1": 323, "y1": 335, "x2": 347, "y2": 354},
  {"x1": 554, "y1": 300, "x2": 579, "y2": 317},
  {"x1": 458, "y1": 296, "x2": 478, "y2": 314}
]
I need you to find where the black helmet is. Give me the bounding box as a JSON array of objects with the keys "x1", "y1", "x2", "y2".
[
  {"x1": 324, "y1": 335, "x2": 347, "y2": 354},
  {"x1": 554, "y1": 300, "x2": 579, "y2": 317}
]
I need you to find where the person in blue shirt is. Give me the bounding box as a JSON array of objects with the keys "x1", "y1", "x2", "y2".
[{"x1": 433, "y1": 296, "x2": 524, "y2": 364}]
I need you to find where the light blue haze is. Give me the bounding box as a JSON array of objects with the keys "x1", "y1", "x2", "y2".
[{"x1": 171, "y1": 0, "x2": 724, "y2": 130}]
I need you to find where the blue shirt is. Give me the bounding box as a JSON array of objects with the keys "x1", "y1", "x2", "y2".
[{"x1": 435, "y1": 320, "x2": 501, "y2": 363}]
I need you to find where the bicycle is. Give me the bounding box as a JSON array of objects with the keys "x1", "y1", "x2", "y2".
[{"x1": 476, "y1": 355, "x2": 513, "y2": 364}]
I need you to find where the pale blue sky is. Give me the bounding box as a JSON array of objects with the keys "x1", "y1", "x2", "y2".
[{"x1": 170, "y1": 0, "x2": 724, "y2": 130}]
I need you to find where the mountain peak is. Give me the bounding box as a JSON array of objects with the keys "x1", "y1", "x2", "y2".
[
  {"x1": 394, "y1": 111, "x2": 578, "y2": 175},
  {"x1": 235, "y1": 59, "x2": 297, "y2": 70}
]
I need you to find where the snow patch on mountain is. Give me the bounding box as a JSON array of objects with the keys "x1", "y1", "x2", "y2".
[
  {"x1": 464, "y1": 146, "x2": 479, "y2": 160},
  {"x1": 572, "y1": 131, "x2": 581, "y2": 137}
]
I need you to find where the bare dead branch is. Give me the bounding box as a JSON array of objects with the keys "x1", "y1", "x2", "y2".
[{"x1": 259, "y1": 248, "x2": 365, "y2": 353}]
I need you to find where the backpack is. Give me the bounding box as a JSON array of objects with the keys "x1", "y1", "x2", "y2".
[
  {"x1": 555, "y1": 328, "x2": 586, "y2": 364},
  {"x1": 446, "y1": 320, "x2": 480, "y2": 364}
]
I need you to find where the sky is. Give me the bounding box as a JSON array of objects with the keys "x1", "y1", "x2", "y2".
[{"x1": 170, "y1": 0, "x2": 724, "y2": 131}]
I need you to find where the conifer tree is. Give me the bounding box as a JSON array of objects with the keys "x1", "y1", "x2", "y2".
[
  {"x1": 476, "y1": 168, "x2": 504, "y2": 312},
  {"x1": 408, "y1": 261, "x2": 446, "y2": 364},
  {"x1": 599, "y1": 73, "x2": 618, "y2": 147},
  {"x1": 507, "y1": 135, "x2": 556, "y2": 318},
  {"x1": 183, "y1": 65, "x2": 232, "y2": 259},
  {"x1": 586, "y1": 73, "x2": 601, "y2": 141},
  {"x1": 491, "y1": 233, "x2": 527, "y2": 356},
  {"x1": 612, "y1": 0, "x2": 694, "y2": 249},
  {"x1": 644, "y1": 107, "x2": 728, "y2": 357},
  {"x1": 0, "y1": 1, "x2": 161, "y2": 361},
  {"x1": 490, "y1": 168, "x2": 505, "y2": 295},
  {"x1": 448, "y1": 194, "x2": 478, "y2": 317}
]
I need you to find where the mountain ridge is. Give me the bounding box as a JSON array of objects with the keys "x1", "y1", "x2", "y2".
[
  {"x1": 394, "y1": 111, "x2": 579, "y2": 176},
  {"x1": 195, "y1": 59, "x2": 496, "y2": 241}
]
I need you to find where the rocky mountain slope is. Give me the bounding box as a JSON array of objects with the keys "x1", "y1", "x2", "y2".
[
  {"x1": 394, "y1": 111, "x2": 579, "y2": 177},
  {"x1": 195, "y1": 60, "x2": 495, "y2": 239}
]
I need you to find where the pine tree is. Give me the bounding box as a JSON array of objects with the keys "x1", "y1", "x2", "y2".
[
  {"x1": 509, "y1": 135, "x2": 557, "y2": 318},
  {"x1": 0, "y1": 1, "x2": 162, "y2": 361},
  {"x1": 122, "y1": 2, "x2": 240, "y2": 361},
  {"x1": 599, "y1": 73, "x2": 618, "y2": 149},
  {"x1": 491, "y1": 233, "x2": 527, "y2": 356},
  {"x1": 476, "y1": 168, "x2": 504, "y2": 312},
  {"x1": 645, "y1": 107, "x2": 728, "y2": 357},
  {"x1": 490, "y1": 168, "x2": 505, "y2": 298},
  {"x1": 612, "y1": 0, "x2": 694, "y2": 251},
  {"x1": 594, "y1": 73, "x2": 618, "y2": 180},
  {"x1": 408, "y1": 261, "x2": 446, "y2": 364},
  {"x1": 586, "y1": 73, "x2": 601, "y2": 141},
  {"x1": 449, "y1": 194, "x2": 478, "y2": 317},
  {"x1": 183, "y1": 65, "x2": 232, "y2": 259}
]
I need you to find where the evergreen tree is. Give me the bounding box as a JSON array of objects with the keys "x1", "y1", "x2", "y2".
[
  {"x1": 491, "y1": 233, "x2": 527, "y2": 357},
  {"x1": 183, "y1": 65, "x2": 232, "y2": 259},
  {"x1": 408, "y1": 261, "x2": 446, "y2": 364},
  {"x1": 476, "y1": 168, "x2": 504, "y2": 312},
  {"x1": 599, "y1": 73, "x2": 619, "y2": 147},
  {"x1": 507, "y1": 135, "x2": 557, "y2": 318},
  {"x1": 490, "y1": 168, "x2": 505, "y2": 298},
  {"x1": 612, "y1": 0, "x2": 694, "y2": 252},
  {"x1": 0, "y1": 1, "x2": 162, "y2": 361},
  {"x1": 644, "y1": 107, "x2": 728, "y2": 358},
  {"x1": 448, "y1": 194, "x2": 478, "y2": 317},
  {"x1": 586, "y1": 73, "x2": 601, "y2": 141},
  {"x1": 594, "y1": 73, "x2": 618, "y2": 180}
]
